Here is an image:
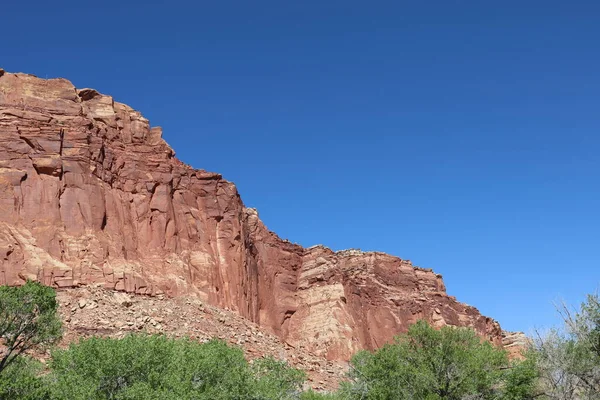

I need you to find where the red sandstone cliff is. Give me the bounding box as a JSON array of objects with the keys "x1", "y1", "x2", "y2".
[{"x1": 0, "y1": 69, "x2": 502, "y2": 360}]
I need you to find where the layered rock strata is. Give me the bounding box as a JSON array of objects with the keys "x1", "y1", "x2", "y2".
[{"x1": 0, "y1": 70, "x2": 502, "y2": 360}]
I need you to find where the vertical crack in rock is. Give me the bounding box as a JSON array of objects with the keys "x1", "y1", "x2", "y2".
[
  {"x1": 100, "y1": 211, "x2": 107, "y2": 231},
  {"x1": 59, "y1": 128, "x2": 65, "y2": 181},
  {"x1": 59, "y1": 128, "x2": 64, "y2": 156}
]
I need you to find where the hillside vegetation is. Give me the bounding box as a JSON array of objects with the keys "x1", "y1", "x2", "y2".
[{"x1": 1, "y1": 282, "x2": 598, "y2": 399}]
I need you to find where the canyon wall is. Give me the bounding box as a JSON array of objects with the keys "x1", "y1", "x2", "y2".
[{"x1": 0, "y1": 69, "x2": 502, "y2": 360}]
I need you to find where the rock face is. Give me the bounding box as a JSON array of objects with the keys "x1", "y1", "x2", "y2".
[
  {"x1": 0, "y1": 70, "x2": 503, "y2": 360},
  {"x1": 502, "y1": 331, "x2": 530, "y2": 359}
]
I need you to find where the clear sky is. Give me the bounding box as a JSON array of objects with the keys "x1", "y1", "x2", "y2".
[{"x1": 2, "y1": 1, "x2": 599, "y2": 333}]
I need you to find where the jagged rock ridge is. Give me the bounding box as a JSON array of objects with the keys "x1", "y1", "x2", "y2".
[{"x1": 0, "y1": 70, "x2": 502, "y2": 360}]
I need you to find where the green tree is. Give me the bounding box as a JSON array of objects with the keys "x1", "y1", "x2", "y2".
[
  {"x1": 47, "y1": 334, "x2": 307, "y2": 400},
  {"x1": 0, "y1": 281, "x2": 62, "y2": 375},
  {"x1": 501, "y1": 353, "x2": 540, "y2": 400},
  {"x1": 0, "y1": 355, "x2": 51, "y2": 400},
  {"x1": 534, "y1": 293, "x2": 600, "y2": 399},
  {"x1": 339, "y1": 320, "x2": 537, "y2": 400},
  {"x1": 250, "y1": 357, "x2": 306, "y2": 399}
]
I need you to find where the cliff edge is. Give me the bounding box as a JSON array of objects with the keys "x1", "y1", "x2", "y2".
[{"x1": 0, "y1": 70, "x2": 502, "y2": 360}]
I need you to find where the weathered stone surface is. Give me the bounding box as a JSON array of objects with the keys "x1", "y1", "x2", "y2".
[
  {"x1": 502, "y1": 331, "x2": 530, "y2": 359},
  {"x1": 0, "y1": 70, "x2": 503, "y2": 360}
]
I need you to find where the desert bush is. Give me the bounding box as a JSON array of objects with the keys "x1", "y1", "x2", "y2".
[
  {"x1": 0, "y1": 355, "x2": 50, "y2": 399},
  {"x1": 0, "y1": 281, "x2": 62, "y2": 375},
  {"x1": 300, "y1": 389, "x2": 342, "y2": 399},
  {"x1": 47, "y1": 334, "x2": 305, "y2": 399},
  {"x1": 533, "y1": 293, "x2": 600, "y2": 399},
  {"x1": 339, "y1": 320, "x2": 537, "y2": 400}
]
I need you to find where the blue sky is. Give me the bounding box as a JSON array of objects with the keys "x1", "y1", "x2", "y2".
[{"x1": 2, "y1": 1, "x2": 599, "y2": 333}]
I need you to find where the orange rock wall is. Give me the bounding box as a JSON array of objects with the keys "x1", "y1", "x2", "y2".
[{"x1": 0, "y1": 70, "x2": 502, "y2": 360}]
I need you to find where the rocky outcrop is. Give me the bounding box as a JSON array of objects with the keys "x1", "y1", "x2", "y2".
[
  {"x1": 502, "y1": 331, "x2": 530, "y2": 359},
  {"x1": 0, "y1": 70, "x2": 503, "y2": 360}
]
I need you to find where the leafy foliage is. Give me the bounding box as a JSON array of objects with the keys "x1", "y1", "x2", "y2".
[
  {"x1": 47, "y1": 334, "x2": 305, "y2": 399},
  {"x1": 1, "y1": 282, "x2": 564, "y2": 399},
  {"x1": 501, "y1": 353, "x2": 540, "y2": 400},
  {"x1": 300, "y1": 389, "x2": 342, "y2": 399},
  {"x1": 534, "y1": 294, "x2": 600, "y2": 399},
  {"x1": 0, "y1": 355, "x2": 50, "y2": 399},
  {"x1": 339, "y1": 320, "x2": 537, "y2": 400},
  {"x1": 251, "y1": 357, "x2": 306, "y2": 398},
  {"x1": 0, "y1": 281, "x2": 62, "y2": 374}
]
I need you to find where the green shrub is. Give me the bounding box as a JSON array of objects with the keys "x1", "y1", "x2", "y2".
[
  {"x1": 0, "y1": 355, "x2": 50, "y2": 400},
  {"x1": 339, "y1": 320, "x2": 537, "y2": 400},
  {"x1": 300, "y1": 389, "x2": 342, "y2": 399},
  {"x1": 0, "y1": 281, "x2": 62, "y2": 375},
  {"x1": 47, "y1": 334, "x2": 305, "y2": 399},
  {"x1": 250, "y1": 357, "x2": 306, "y2": 398},
  {"x1": 534, "y1": 293, "x2": 600, "y2": 399}
]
